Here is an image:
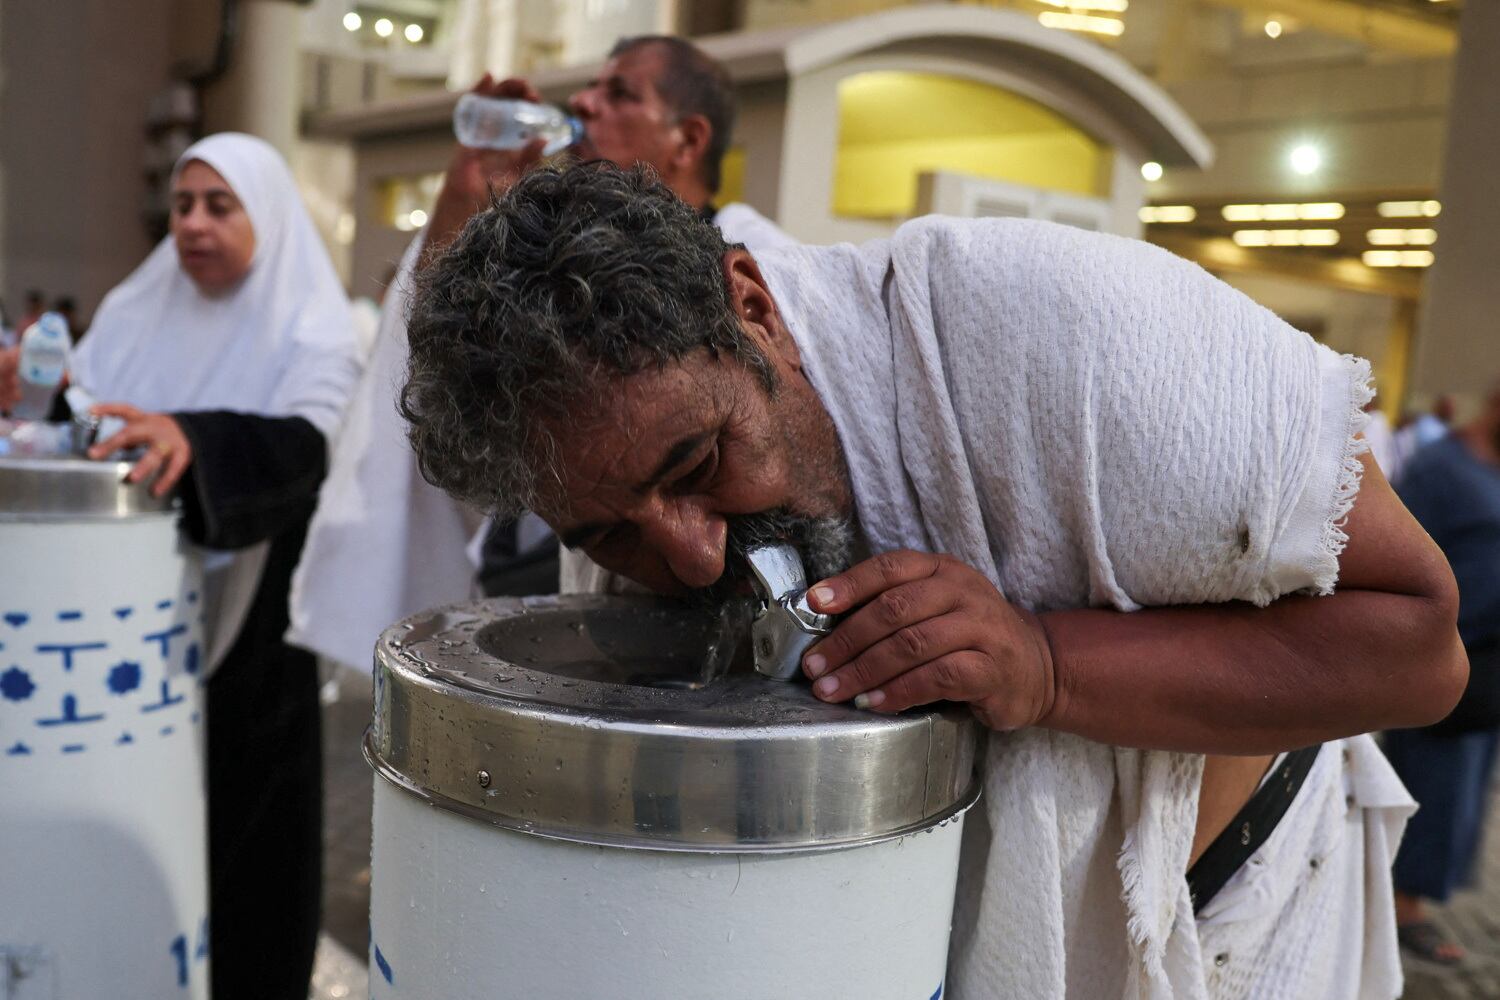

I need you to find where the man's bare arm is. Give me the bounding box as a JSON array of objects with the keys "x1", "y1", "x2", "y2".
[
  {"x1": 421, "y1": 75, "x2": 546, "y2": 264},
  {"x1": 1039, "y1": 452, "x2": 1467, "y2": 754},
  {"x1": 804, "y1": 452, "x2": 1465, "y2": 755}
]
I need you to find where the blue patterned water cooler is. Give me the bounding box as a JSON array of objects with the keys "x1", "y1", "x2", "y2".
[{"x1": 0, "y1": 453, "x2": 210, "y2": 997}]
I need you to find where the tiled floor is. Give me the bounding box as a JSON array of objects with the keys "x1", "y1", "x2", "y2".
[
  {"x1": 310, "y1": 660, "x2": 1500, "y2": 998},
  {"x1": 319, "y1": 664, "x2": 375, "y2": 961},
  {"x1": 1400, "y1": 778, "x2": 1500, "y2": 1000}
]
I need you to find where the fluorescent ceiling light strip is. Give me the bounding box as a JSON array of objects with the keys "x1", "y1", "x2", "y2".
[
  {"x1": 1233, "y1": 229, "x2": 1339, "y2": 247},
  {"x1": 1035, "y1": 0, "x2": 1128, "y2": 9},
  {"x1": 1139, "y1": 206, "x2": 1196, "y2": 223},
  {"x1": 1037, "y1": 11, "x2": 1125, "y2": 35},
  {"x1": 1377, "y1": 200, "x2": 1440, "y2": 218},
  {"x1": 1298, "y1": 203, "x2": 1345, "y2": 220}
]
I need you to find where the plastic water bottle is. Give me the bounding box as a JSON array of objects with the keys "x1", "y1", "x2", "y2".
[
  {"x1": 13, "y1": 311, "x2": 70, "y2": 420},
  {"x1": 453, "y1": 94, "x2": 583, "y2": 155}
]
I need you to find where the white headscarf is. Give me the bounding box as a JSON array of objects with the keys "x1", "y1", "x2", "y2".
[
  {"x1": 73, "y1": 132, "x2": 360, "y2": 439},
  {"x1": 73, "y1": 133, "x2": 362, "y2": 668}
]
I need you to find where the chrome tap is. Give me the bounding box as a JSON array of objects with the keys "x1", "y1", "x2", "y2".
[{"x1": 744, "y1": 543, "x2": 836, "y2": 680}]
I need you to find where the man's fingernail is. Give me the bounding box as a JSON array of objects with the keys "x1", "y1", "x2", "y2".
[
  {"x1": 811, "y1": 586, "x2": 835, "y2": 607},
  {"x1": 814, "y1": 676, "x2": 838, "y2": 698},
  {"x1": 804, "y1": 653, "x2": 827, "y2": 678}
]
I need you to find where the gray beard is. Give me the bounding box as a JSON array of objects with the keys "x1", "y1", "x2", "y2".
[{"x1": 686, "y1": 507, "x2": 857, "y2": 610}]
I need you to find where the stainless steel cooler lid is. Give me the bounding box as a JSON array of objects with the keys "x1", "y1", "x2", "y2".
[
  {"x1": 367, "y1": 595, "x2": 981, "y2": 852},
  {"x1": 0, "y1": 455, "x2": 174, "y2": 519}
]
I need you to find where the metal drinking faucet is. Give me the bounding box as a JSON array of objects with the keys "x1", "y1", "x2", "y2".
[{"x1": 744, "y1": 543, "x2": 836, "y2": 680}]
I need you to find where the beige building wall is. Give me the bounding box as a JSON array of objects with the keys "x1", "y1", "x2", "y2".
[
  {"x1": 1411, "y1": 0, "x2": 1500, "y2": 416},
  {"x1": 1154, "y1": 58, "x2": 1451, "y2": 201},
  {"x1": 0, "y1": 0, "x2": 176, "y2": 321}
]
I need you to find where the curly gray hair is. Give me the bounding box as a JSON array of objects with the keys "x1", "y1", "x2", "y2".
[{"x1": 400, "y1": 162, "x2": 775, "y2": 518}]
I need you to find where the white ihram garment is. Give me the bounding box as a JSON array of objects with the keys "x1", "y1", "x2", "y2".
[
  {"x1": 73, "y1": 132, "x2": 362, "y2": 669},
  {"x1": 733, "y1": 217, "x2": 1411, "y2": 1000},
  {"x1": 293, "y1": 202, "x2": 791, "y2": 669}
]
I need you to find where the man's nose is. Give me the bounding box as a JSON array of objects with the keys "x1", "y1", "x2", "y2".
[
  {"x1": 567, "y1": 89, "x2": 596, "y2": 120},
  {"x1": 639, "y1": 501, "x2": 726, "y2": 590}
]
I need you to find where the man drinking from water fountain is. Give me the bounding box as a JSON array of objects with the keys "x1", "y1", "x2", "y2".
[{"x1": 398, "y1": 162, "x2": 1465, "y2": 999}]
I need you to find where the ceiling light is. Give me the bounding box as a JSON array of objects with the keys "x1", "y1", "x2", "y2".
[
  {"x1": 1037, "y1": 11, "x2": 1126, "y2": 36},
  {"x1": 1363, "y1": 250, "x2": 1434, "y2": 268},
  {"x1": 1140, "y1": 162, "x2": 1163, "y2": 182},
  {"x1": 1377, "y1": 201, "x2": 1422, "y2": 217},
  {"x1": 1289, "y1": 144, "x2": 1322, "y2": 175},
  {"x1": 1221, "y1": 202, "x2": 1345, "y2": 222},
  {"x1": 1139, "y1": 206, "x2": 1196, "y2": 224},
  {"x1": 404, "y1": 23, "x2": 424, "y2": 42},
  {"x1": 408, "y1": 209, "x2": 428, "y2": 228},
  {"x1": 374, "y1": 17, "x2": 393, "y2": 37},
  {"x1": 1232, "y1": 229, "x2": 1340, "y2": 248},
  {"x1": 1297, "y1": 202, "x2": 1345, "y2": 220},
  {"x1": 342, "y1": 11, "x2": 362, "y2": 31},
  {"x1": 1367, "y1": 228, "x2": 1438, "y2": 246},
  {"x1": 1035, "y1": 0, "x2": 1128, "y2": 9},
  {"x1": 1265, "y1": 19, "x2": 1283, "y2": 38},
  {"x1": 1377, "y1": 200, "x2": 1441, "y2": 218}
]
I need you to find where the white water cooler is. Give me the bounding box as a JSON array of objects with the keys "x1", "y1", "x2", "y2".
[
  {"x1": 0, "y1": 451, "x2": 210, "y2": 997},
  {"x1": 367, "y1": 596, "x2": 980, "y2": 1000}
]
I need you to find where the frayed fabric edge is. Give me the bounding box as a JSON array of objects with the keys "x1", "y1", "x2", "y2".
[
  {"x1": 1115, "y1": 750, "x2": 1204, "y2": 992},
  {"x1": 1312, "y1": 353, "x2": 1374, "y2": 596},
  {"x1": 1117, "y1": 826, "x2": 1171, "y2": 983}
]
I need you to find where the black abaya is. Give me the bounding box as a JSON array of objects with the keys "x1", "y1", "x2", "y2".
[{"x1": 174, "y1": 410, "x2": 327, "y2": 1000}]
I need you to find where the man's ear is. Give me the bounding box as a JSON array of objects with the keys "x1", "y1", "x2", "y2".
[
  {"x1": 672, "y1": 114, "x2": 713, "y2": 178},
  {"x1": 721, "y1": 249, "x2": 801, "y2": 371}
]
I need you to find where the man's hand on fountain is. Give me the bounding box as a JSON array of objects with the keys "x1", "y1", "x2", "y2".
[{"x1": 800, "y1": 550, "x2": 1057, "y2": 731}]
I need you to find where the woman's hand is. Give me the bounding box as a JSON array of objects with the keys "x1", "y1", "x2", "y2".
[
  {"x1": 0, "y1": 345, "x2": 19, "y2": 412},
  {"x1": 801, "y1": 550, "x2": 1058, "y2": 731},
  {"x1": 87, "y1": 403, "x2": 193, "y2": 498},
  {"x1": 424, "y1": 74, "x2": 548, "y2": 259}
]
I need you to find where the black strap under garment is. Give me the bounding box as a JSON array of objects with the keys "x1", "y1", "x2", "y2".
[{"x1": 1186, "y1": 744, "x2": 1324, "y2": 915}]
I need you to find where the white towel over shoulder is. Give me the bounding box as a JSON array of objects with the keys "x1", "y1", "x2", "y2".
[{"x1": 752, "y1": 216, "x2": 1385, "y2": 999}]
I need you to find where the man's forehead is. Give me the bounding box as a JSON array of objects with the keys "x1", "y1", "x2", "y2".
[
  {"x1": 601, "y1": 45, "x2": 669, "y2": 95},
  {"x1": 539, "y1": 362, "x2": 723, "y2": 510}
]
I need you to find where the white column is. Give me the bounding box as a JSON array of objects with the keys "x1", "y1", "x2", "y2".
[
  {"x1": 1411, "y1": 0, "x2": 1500, "y2": 414},
  {"x1": 202, "y1": 0, "x2": 302, "y2": 156}
]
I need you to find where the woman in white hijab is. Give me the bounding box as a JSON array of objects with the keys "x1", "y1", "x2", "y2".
[{"x1": 71, "y1": 132, "x2": 361, "y2": 1000}]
